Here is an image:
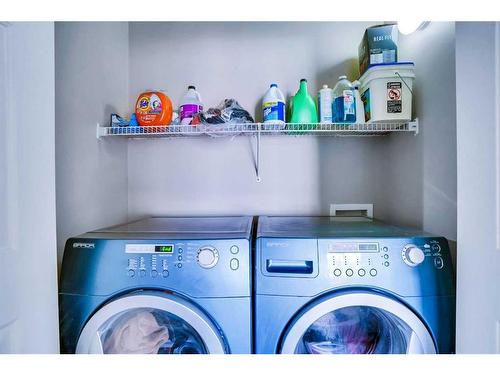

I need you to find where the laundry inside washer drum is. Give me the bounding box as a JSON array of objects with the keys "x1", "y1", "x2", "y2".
[
  {"x1": 98, "y1": 308, "x2": 208, "y2": 354},
  {"x1": 295, "y1": 306, "x2": 412, "y2": 354}
]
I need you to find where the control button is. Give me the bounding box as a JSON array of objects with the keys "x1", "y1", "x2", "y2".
[
  {"x1": 383, "y1": 254, "x2": 389, "y2": 259},
  {"x1": 434, "y1": 257, "x2": 444, "y2": 269},
  {"x1": 230, "y1": 258, "x2": 239, "y2": 270},
  {"x1": 383, "y1": 247, "x2": 388, "y2": 252},
  {"x1": 431, "y1": 244, "x2": 441, "y2": 252},
  {"x1": 402, "y1": 245, "x2": 425, "y2": 267},
  {"x1": 230, "y1": 245, "x2": 239, "y2": 255},
  {"x1": 177, "y1": 263, "x2": 182, "y2": 268},
  {"x1": 127, "y1": 269, "x2": 135, "y2": 277},
  {"x1": 178, "y1": 248, "x2": 183, "y2": 254},
  {"x1": 346, "y1": 269, "x2": 354, "y2": 277},
  {"x1": 333, "y1": 269, "x2": 341, "y2": 277},
  {"x1": 384, "y1": 261, "x2": 390, "y2": 267},
  {"x1": 151, "y1": 270, "x2": 158, "y2": 278},
  {"x1": 369, "y1": 268, "x2": 377, "y2": 277},
  {"x1": 197, "y1": 246, "x2": 219, "y2": 269},
  {"x1": 178, "y1": 255, "x2": 183, "y2": 261},
  {"x1": 162, "y1": 270, "x2": 169, "y2": 278},
  {"x1": 139, "y1": 270, "x2": 146, "y2": 277},
  {"x1": 358, "y1": 269, "x2": 366, "y2": 277}
]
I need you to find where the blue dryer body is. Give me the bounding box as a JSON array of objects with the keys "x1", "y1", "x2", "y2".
[
  {"x1": 254, "y1": 216, "x2": 456, "y2": 354},
  {"x1": 59, "y1": 216, "x2": 253, "y2": 354}
]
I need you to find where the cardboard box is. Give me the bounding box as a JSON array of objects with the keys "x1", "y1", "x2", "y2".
[{"x1": 359, "y1": 24, "x2": 398, "y2": 76}]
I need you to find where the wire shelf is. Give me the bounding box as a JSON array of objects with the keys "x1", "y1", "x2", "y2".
[{"x1": 96, "y1": 120, "x2": 419, "y2": 139}]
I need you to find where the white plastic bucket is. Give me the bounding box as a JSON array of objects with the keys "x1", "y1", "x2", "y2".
[{"x1": 359, "y1": 63, "x2": 415, "y2": 123}]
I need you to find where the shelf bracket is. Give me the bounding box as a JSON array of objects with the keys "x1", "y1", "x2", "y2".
[
  {"x1": 96, "y1": 123, "x2": 106, "y2": 140},
  {"x1": 255, "y1": 123, "x2": 262, "y2": 182},
  {"x1": 409, "y1": 118, "x2": 419, "y2": 135}
]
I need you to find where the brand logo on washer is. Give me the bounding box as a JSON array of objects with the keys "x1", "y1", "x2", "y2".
[
  {"x1": 73, "y1": 242, "x2": 95, "y2": 249},
  {"x1": 267, "y1": 241, "x2": 289, "y2": 248}
]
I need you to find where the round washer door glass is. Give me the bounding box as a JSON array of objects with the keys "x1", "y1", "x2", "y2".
[
  {"x1": 76, "y1": 294, "x2": 226, "y2": 354},
  {"x1": 280, "y1": 293, "x2": 436, "y2": 354}
]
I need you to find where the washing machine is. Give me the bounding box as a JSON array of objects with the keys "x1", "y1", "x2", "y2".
[
  {"x1": 254, "y1": 216, "x2": 455, "y2": 354},
  {"x1": 59, "y1": 216, "x2": 253, "y2": 354}
]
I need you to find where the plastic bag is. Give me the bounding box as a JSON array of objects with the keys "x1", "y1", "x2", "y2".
[{"x1": 192, "y1": 99, "x2": 254, "y2": 137}]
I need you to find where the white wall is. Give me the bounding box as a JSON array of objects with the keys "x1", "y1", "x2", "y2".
[
  {"x1": 379, "y1": 22, "x2": 457, "y2": 240},
  {"x1": 455, "y1": 22, "x2": 500, "y2": 354},
  {"x1": 126, "y1": 21, "x2": 457, "y2": 244},
  {"x1": 127, "y1": 22, "x2": 389, "y2": 218},
  {"x1": 0, "y1": 22, "x2": 59, "y2": 353},
  {"x1": 55, "y1": 22, "x2": 130, "y2": 265}
]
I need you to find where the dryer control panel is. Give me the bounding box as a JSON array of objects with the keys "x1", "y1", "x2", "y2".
[{"x1": 326, "y1": 242, "x2": 387, "y2": 279}]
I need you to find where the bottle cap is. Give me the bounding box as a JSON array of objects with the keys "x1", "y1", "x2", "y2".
[
  {"x1": 322, "y1": 85, "x2": 329, "y2": 89},
  {"x1": 270, "y1": 83, "x2": 278, "y2": 88},
  {"x1": 188, "y1": 85, "x2": 196, "y2": 90},
  {"x1": 339, "y1": 75, "x2": 347, "y2": 80},
  {"x1": 300, "y1": 78, "x2": 307, "y2": 82}
]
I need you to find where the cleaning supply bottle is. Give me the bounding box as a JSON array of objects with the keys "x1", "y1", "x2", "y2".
[
  {"x1": 352, "y1": 80, "x2": 365, "y2": 124},
  {"x1": 332, "y1": 76, "x2": 356, "y2": 123},
  {"x1": 318, "y1": 85, "x2": 334, "y2": 123},
  {"x1": 290, "y1": 79, "x2": 318, "y2": 125},
  {"x1": 262, "y1": 83, "x2": 286, "y2": 129},
  {"x1": 179, "y1": 85, "x2": 203, "y2": 125}
]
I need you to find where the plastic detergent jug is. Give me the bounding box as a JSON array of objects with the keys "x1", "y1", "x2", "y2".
[
  {"x1": 262, "y1": 83, "x2": 286, "y2": 128},
  {"x1": 179, "y1": 86, "x2": 203, "y2": 125},
  {"x1": 135, "y1": 90, "x2": 173, "y2": 126},
  {"x1": 352, "y1": 80, "x2": 365, "y2": 123},
  {"x1": 318, "y1": 85, "x2": 334, "y2": 123},
  {"x1": 289, "y1": 79, "x2": 318, "y2": 124},
  {"x1": 332, "y1": 76, "x2": 356, "y2": 123}
]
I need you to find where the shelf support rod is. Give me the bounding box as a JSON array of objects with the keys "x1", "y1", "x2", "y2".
[{"x1": 255, "y1": 123, "x2": 262, "y2": 182}]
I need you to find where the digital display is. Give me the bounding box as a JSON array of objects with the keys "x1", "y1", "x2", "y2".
[
  {"x1": 155, "y1": 245, "x2": 174, "y2": 253},
  {"x1": 328, "y1": 242, "x2": 379, "y2": 253}
]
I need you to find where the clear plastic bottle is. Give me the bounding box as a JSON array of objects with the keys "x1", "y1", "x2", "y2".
[
  {"x1": 332, "y1": 76, "x2": 356, "y2": 123},
  {"x1": 352, "y1": 80, "x2": 365, "y2": 124},
  {"x1": 318, "y1": 84, "x2": 334, "y2": 123},
  {"x1": 179, "y1": 85, "x2": 203, "y2": 125},
  {"x1": 262, "y1": 83, "x2": 286, "y2": 129}
]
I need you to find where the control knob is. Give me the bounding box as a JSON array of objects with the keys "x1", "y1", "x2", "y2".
[
  {"x1": 402, "y1": 245, "x2": 425, "y2": 267},
  {"x1": 197, "y1": 246, "x2": 219, "y2": 269}
]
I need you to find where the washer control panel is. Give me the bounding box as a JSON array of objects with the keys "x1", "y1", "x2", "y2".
[{"x1": 125, "y1": 241, "x2": 241, "y2": 278}]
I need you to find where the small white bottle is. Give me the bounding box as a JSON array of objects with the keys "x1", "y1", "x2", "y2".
[
  {"x1": 262, "y1": 83, "x2": 286, "y2": 129},
  {"x1": 318, "y1": 84, "x2": 334, "y2": 123},
  {"x1": 179, "y1": 85, "x2": 203, "y2": 125},
  {"x1": 352, "y1": 80, "x2": 365, "y2": 124}
]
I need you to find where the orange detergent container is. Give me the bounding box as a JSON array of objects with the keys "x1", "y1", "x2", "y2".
[{"x1": 135, "y1": 90, "x2": 173, "y2": 126}]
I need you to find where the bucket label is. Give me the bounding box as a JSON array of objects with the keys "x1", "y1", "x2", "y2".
[
  {"x1": 361, "y1": 89, "x2": 371, "y2": 122},
  {"x1": 387, "y1": 82, "x2": 402, "y2": 113},
  {"x1": 263, "y1": 101, "x2": 285, "y2": 122}
]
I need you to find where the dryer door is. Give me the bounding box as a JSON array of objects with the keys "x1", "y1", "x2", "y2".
[
  {"x1": 280, "y1": 292, "x2": 436, "y2": 354},
  {"x1": 76, "y1": 293, "x2": 226, "y2": 354}
]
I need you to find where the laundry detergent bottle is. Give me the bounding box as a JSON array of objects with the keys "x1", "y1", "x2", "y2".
[
  {"x1": 262, "y1": 83, "x2": 286, "y2": 129},
  {"x1": 289, "y1": 79, "x2": 318, "y2": 125},
  {"x1": 179, "y1": 85, "x2": 203, "y2": 125},
  {"x1": 332, "y1": 76, "x2": 356, "y2": 123}
]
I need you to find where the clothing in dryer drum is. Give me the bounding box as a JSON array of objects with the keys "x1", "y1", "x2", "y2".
[{"x1": 295, "y1": 306, "x2": 411, "y2": 354}]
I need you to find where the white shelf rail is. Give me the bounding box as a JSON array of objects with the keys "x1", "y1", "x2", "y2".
[
  {"x1": 96, "y1": 119, "x2": 419, "y2": 183},
  {"x1": 96, "y1": 120, "x2": 419, "y2": 139}
]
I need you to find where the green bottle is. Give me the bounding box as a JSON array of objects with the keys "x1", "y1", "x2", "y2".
[{"x1": 289, "y1": 79, "x2": 318, "y2": 131}]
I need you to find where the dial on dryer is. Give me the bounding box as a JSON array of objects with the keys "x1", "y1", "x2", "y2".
[
  {"x1": 402, "y1": 245, "x2": 425, "y2": 267},
  {"x1": 197, "y1": 246, "x2": 219, "y2": 268}
]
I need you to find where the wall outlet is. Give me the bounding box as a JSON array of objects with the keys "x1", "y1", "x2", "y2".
[{"x1": 330, "y1": 204, "x2": 374, "y2": 218}]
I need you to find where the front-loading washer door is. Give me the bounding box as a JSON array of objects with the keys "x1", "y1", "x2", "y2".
[
  {"x1": 280, "y1": 293, "x2": 436, "y2": 354},
  {"x1": 76, "y1": 293, "x2": 226, "y2": 354}
]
